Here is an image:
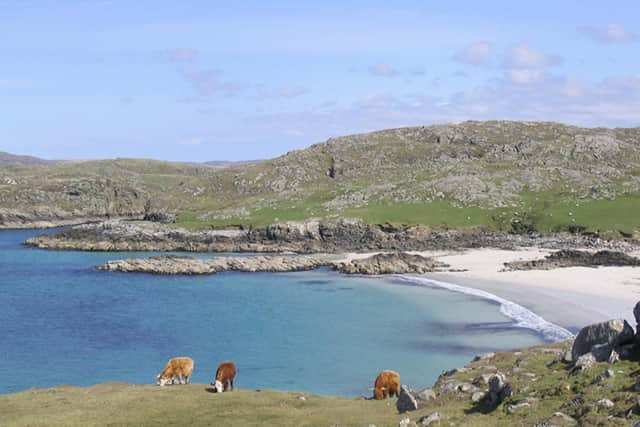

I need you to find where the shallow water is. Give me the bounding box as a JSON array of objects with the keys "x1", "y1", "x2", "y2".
[{"x1": 0, "y1": 229, "x2": 546, "y2": 396}]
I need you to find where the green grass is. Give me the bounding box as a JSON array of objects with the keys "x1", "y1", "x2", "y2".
[{"x1": 2, "y1": 342, "x2": 638, "y2": 426}]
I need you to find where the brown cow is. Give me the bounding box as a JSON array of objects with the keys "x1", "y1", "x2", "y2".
[
  {"x1": 211, "y1": 361, "x2": 237, "y2": 392},
  {"x1": 156, "y1": 357, "x2": 194, "y2": 386},
  {"x1": 372, "y1": 370, "x2": 400, "y2": 400}
]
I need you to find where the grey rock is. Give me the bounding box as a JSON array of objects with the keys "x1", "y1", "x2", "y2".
[
  {"x1": 590, "y1": 343, "x2": 613, "y2": 362},
  {"x1": 418, "y1": 412, "x2": 441, "y2": 426},
  {"x1": 471, "y1": 391, "x2": 485, "y2": 403},
  {"x1": 472, "y1": 373, "x2": 493, "y2": 386},
  {"x1": 562, "y1": 350, "x2": 573, "y2": 363},
  {"x1": 397, "y1": 385, "x2": 418, "y2": 413},
  {"x1": 507, "y1": 400, "x2": 532, "y2": 414},
  {"x1": 596, "y1": 398, "x2": 615, "y2": 409},
  {"x1": 472, "y1": 352, "x2": 495, "y2": 362},
  {"x1": 399, "y1": 418, "x2": 415, "y2": 427},
  {"x1": 571, "y1": 319, "x2": 634, "y2": 360},
  {"x1": 414, "y1": 388, "x2": 436, "y2": 403},
  {"x1": 547, "y1": 411, "x2": 577, "y2": 425},
  {"x1": 573, "y1": 352, "x2": 596, "y2": 372},
  {"x1": 500, "y1": 383, "x2": 514, "y2": 400},
  {"x1": 607, "y1": 349, "x2": 620, "y2": 364},
  {"x1": 593, "y1": 369, "x2": 614, "y2": 383},
  {"x1": 488, "y1": 373, "x2": 505, "y2": 394}
]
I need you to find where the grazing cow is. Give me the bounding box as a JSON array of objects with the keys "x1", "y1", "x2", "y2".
[
  {"x1": 211, "y1": 361, "x2": 237, "y2": 392},
  {"x1": 372, "y1": 370, "x2": 400, "y2": 400},
  {"x1": 156, "y1": 357, "x2": 194, "y2": 386}
]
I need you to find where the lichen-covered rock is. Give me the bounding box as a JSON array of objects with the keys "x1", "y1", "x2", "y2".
[
  {"x1": 396, "y1": 385, "x2": 418, "y2": 413},
  {"x1": 571, "y1": 319, "x2": 635, "y2": 360},
  {"x1": 417, "y1": 412, "x2": 441, "y2": 426}
]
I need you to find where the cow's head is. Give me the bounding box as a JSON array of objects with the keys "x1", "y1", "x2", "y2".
[
  {"x1": 372, "y1": 386, "x2": 386, "y2": 400},
  {"x1": 210, "y1": 379, "x2": 224, "y2": 393},
  {"x1": 157, "y1": 374, "x2": 171, "y2": 386}
]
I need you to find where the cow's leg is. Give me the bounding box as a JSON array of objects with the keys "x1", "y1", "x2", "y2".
[
  {"x1": 185, "y1": 375, "x2": 190, "y2": 384},
  {"x1": 230, "y1": 378, "x2": 234, "y2": 391}
]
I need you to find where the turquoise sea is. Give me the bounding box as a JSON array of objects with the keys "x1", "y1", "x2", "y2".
[{"x1": 0, "y1": 228, "x2": 551, "y2": 396}]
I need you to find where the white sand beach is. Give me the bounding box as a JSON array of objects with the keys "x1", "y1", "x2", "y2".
[{"x1": 345, "y1": 248, "x2": 640, "y2": 331}]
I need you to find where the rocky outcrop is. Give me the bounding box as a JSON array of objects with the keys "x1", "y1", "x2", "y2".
[
  {"x1": 99, "y1": 254, "x2": 328, "y2": 275},
  {"x1": 504, "y1": 249, "x2": 640, "y2": 271},
  {"x1": 98, "y1": 252, "x2": 447, "y2": 276},
  {"x1": 25, "y1": 219, "x2": 637, "y2": 253},
  {"x1": 333, "y1": 253, "x2": 448, "y2": 274},
  {"x1": 571, "y1": 319, "x2": 635, "y2": 361}
]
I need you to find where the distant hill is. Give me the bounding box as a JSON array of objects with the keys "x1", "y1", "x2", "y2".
[
  {"x1": 0, "y1": 151, "x2": 53, "y2": 167},
  {"x1": 1, "y1": 121, "x2": 640, "y2": 233}
]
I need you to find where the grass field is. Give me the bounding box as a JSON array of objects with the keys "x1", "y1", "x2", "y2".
[{"x1": 2, "y1": 342, "x2": 638, "y2": 426}]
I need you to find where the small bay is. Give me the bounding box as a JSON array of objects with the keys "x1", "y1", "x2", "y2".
[{"x1": 0, "y1": 229, "x2": 545, "y2": 396}]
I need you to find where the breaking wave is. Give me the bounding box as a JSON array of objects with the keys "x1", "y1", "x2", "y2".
[{"x1": 394, "y1": 275, "x2": 574, "y2": 342}]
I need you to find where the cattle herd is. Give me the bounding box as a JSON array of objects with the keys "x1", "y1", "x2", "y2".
[{"x1": 156, "y1": 357, "x2": 400, "y2": 400}]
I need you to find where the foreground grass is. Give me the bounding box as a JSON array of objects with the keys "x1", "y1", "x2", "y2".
[
  {"x1": 2, "y1": 342, "x2": 639, "y2": 426},
  {"x1": 0, "y1": 385, "x2": 410, "y2": 427}
]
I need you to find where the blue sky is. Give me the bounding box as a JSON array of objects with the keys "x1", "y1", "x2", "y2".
[{"x1": 1, "y1": 1, "x2": 639, "y2": 161}]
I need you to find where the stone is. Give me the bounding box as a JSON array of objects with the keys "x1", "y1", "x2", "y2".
[
  {"x1": 562, "y1": 350, "x2": 573, "y2": 363},
  {"x1": 507, "y1": 400, "x2": 531, "y2": 414},
  {"x1": 590, "y1": 343, "x2": 613, "y2": 362},
  {"x1": 488, "y1": 373, "x2": 505, "y2": 394},
  {"x1": 472, "y1": 374, "x2": 493, "y2": 386},
  {"x1": 593, "y1": 369, "x2": 614, "y2": 383},
  {"x1": 500, "y1": 383, "x2": 514, "y2": 400},
  {"x1": 399, "y1": 418, "x2": 413, "y2": 427},
  {"x1": 607, "y1": 349, "x2": 620, "y2": 364},
  {"x1": 547, "y1": 411, "x2": 577, "y2": 425},
  {"x1": 596, "y1": 398, "x2": 615, "y2": 409},
  {"x1": 397, "y1": 385, "x2": 418, "y2": 412},
  {"x1": 471, "y1": 391, "x2": 485, "y2": 403},
  {"x1": 458, "y1": 382, "x2": 475, "y2": 393},
  {"x1": 472, "y1": 352, "x2": 495, "y2": 362},
  {"x1": 571, "y1": 319, "x2": 635, "y2": 360},
  {"x1": 414, "y1": 388, "x2": 436, "y2": 403},
  {"x1": 418, "y1": 412, "x2": 441, "y2": 426},
  {"x1": 572, "y1": 352, "x2": 596, "y2": 372}
]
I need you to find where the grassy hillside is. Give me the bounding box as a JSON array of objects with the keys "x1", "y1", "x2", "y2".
[
  {"x1": 2, "y1": 121, "x2": 640, "y2": 234},
  {"x1": 2, "y1": 342, "x2": 638, "y2": 426}
]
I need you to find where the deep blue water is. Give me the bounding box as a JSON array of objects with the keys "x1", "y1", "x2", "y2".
[{"x1": 0, "y1": 228, "x2": 544, "y2": 396}]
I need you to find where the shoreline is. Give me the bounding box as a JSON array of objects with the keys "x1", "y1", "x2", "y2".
[{"x1": 408, "y1": 248, "x2": 639, "y2": 331}]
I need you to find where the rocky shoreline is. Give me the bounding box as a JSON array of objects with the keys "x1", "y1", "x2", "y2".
[
  {"x1": 24, "y1": 219, "x2": 639, "y2": 253},
  {"x1": 98, "y1": 252, "x2": 450, "y2": 275},
  {"x1": 504, "y1": 249, "x2": 640, "y2": 271}
]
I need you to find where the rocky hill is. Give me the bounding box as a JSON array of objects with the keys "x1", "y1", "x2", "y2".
[
  {"x1": 2, "y1": 121, "x2": 640, "y2": 233},
  {"x1": 0, "y1": 151, "x2": 53, "y2": 167}
]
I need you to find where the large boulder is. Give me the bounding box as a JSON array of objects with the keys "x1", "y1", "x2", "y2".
[
  {"x1": 397, "y1": 385, "x2": 419, "y2": 412},
  {"x1": 571, "y1": 319, "x2": 634, "y2": 360}
]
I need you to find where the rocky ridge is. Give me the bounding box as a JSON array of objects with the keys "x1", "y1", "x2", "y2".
[
  {"x1": 504, "y1": 249, "x2": 640, "y2": 271},
  {"x1": 25, "y1": 219, "x2": 639, "y2": 253},
  {"x1": 98, "y1": 252, "x2": 450, "y2": 275}
]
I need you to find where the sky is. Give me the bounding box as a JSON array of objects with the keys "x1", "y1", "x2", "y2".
[{"x1": 1, "y1": 0, "x2": 639, "y2": 161}]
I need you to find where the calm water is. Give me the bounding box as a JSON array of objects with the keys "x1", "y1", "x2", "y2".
[{"x1": 0, "y1": 228, "x2": 545, "y2": 396}]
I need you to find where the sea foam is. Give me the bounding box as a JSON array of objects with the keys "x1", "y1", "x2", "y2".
[{"x1": 394, "y1": 275, "x2": 574, "y2": 342}]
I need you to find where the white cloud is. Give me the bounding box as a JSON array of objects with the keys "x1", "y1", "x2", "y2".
[
  {"x1": 580, "y1": 24, "x2": 638, "y2": 43},
  {"x1": 368, "y1": 63, "x2": 400, "y2": 77},
  {"x1": 506, "y1": 44, "x2": 562, "y2": 68},
  {"x1": 454, "y1": 42, "x2": 491, "y2": 65},
  {"x1": 509, "y1": 68, "x2": 543, "y2": 85}
]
